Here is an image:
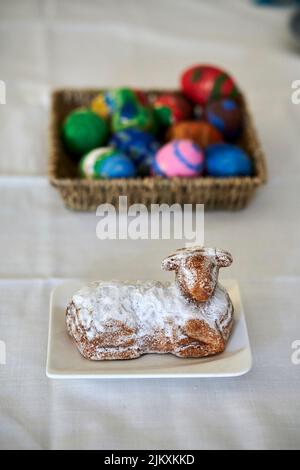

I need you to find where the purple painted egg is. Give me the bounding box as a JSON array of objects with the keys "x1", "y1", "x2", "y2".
[
  {"x1": 152, "y1": 139, "x2": 204, "y2": 178},
  {"x1": 205, "y1": 98, "x2": 243, "y2": 140}
]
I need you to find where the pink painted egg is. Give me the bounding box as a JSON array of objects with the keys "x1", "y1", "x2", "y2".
[{"x1": 152, "y1": 139, "x2": 204, "y2": 178}]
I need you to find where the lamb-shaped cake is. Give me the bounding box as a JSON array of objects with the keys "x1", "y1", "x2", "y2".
[{"x1": 66, "y1": 247, "x2": 234, "y2": 360}]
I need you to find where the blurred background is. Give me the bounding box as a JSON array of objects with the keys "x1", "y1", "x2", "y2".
[
  {"x1": 0, "y1": 0, "x2": 299, "y2": 177},
  {"x1": 0, "y1": 0, "x2": 300, "y2": 281}
]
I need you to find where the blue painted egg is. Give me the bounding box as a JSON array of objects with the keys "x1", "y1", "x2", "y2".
[
  {"x1": 205, "y1": 143, "x2": 253, "y2": 177},
  {"x1": 95, "y1": 152, "x2": 136, "y2": 179},
  {"x1": 110, "y1": 129, "x2": 159, "y2": 175}
]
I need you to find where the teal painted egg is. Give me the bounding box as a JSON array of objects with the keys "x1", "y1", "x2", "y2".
[
  {"x1": 104, "y1": 88, "x2": 148, "y2": 113},
  {"x1": 112, "y1": 101, "x2": 155, "y2": 133},
  {"x1": 205, "y1": 143, "x2": 253, "y2": 177},
  {"x1": 95, "y1": 151, "x2": 137, "y2": 179}
]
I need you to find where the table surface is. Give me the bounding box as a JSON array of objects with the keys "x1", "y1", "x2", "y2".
[{"x1": 0, "y1": 0, "x2": 300, "y2": 450}]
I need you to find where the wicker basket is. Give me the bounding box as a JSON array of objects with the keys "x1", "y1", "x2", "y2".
[{"x1": 48, "y1": 88, "x2": 267, "y2": 211}]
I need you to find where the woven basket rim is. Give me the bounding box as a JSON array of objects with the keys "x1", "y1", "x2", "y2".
[{"x1": 49, "y1": 175, "x2": 263, "y2": 187}]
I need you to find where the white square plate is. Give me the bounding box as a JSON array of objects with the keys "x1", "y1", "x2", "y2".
[{"x1": 46, "y1": 279, "x2": 252, "y2": 379}]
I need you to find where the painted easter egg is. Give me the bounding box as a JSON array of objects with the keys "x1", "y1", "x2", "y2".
[
  {"x1": 205, "y1": 98, "x2": 243, "y2": 140},
  {"x1": 153, "y1": 94, "x2": 192, "y2": 127},
  {"x1": 167, "y1": 121, "x2": 223, "y2": 148},
  {"x1": 112, "y1": 101, "x2": 155, "y2": 133},
  {"x1": 62, "y1": 108, "x2": 109, "y2": 158},
  {"x1": 152, "y1": 139, "x2": 204, "y2": 178},
  {"x1": 110, "y1": 129, "x2": 159, "y2": 176},
  {"x1": 181, "y1": 64, "x2": 238, "y2": 106},
  {"x1": 95, "y1": 152, "x2": 137, "y2": 179},
  {"x1": 104, "y1": 88, "x2": 136, "y2": 113},
  {"x1": 205, "y1": 143, "x2": 253, "y2": 177},
  {"x1": 90, "y1": 93, "x2": 110, "y2": 119},
  {"x1": 104, "y1": 88, "x2": 148, "y2": 113},
  {"x1": 133, "y1": 89, "x2": 149, "y2": 107},
  {"x1": 79, "y1": 147, "x2": 115, "y2": 178}
]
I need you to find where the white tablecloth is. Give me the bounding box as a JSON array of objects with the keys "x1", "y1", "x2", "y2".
[{"x1": 0, "y1": 0, "x2": 300, "y2": 450}]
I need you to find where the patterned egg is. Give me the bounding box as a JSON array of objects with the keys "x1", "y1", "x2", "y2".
[
  {"x1": 153, "y1": 93, "x2": 192, "y2": 127},
  {"x1": 181, "y1": 64, "x2": 238, "y2": 106},
  {"x1": 110, "y1": 129, "x2": 159, "y2": 176},
  {"x1": 112, "y1": 101, "x2": 155, "y2": 133},
  {"x1": 167, "y1": 121, "x2": 223, "y2": 148},
  {"x1": 205, "y1": 98, "x2": 243, "y2": 140},
  {"x1": 90, "y1": 93, "x2": 110, "y2": 119},
  {"x1": 95, "y1": 152, "x2": 137, "y2": 179},
  {"x1": 79, "y1": 147, "x2": 115, "y2": 178},
  {"x1": 152, "y1": 140, "x2": 204, "y2": 178},
  {"x1": 205, "y1": 143, "x2": 253, "y2": 177},
  {"x1": 62, "y1": 108, "x2": 109, "y2": 159},
  {"x1": 104, "y1": 88, "x2": 148, "y2": 113}
]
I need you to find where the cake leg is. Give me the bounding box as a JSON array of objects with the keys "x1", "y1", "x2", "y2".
[{"x1": 176, "y1": 319, "x2": 226, "y2": 358}]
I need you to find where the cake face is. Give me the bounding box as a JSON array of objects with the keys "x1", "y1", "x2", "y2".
[
  {"x1": 66, "y1": 281, "x2": 233, "y2": 360},
  {"x1": 162, "y1": 246, "x2": 233, "y2": 302}
]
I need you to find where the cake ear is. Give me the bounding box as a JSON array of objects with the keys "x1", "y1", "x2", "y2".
[
  {"x1": 215, "y1": 249, "x2": 233, "y2": 268},
  {"x1": 161, "y1": 254, "x2": 180, "y2": 271}
]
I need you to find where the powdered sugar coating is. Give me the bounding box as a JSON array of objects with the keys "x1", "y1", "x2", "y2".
[
  {"x1": 66, "y1": 246, "x2": 234, "y2": 360},
  {"x1": 67, "y1": 280, "x2": 232, "y2": 343}
]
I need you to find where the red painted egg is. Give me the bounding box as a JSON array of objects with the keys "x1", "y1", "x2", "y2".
[
  {"x1": 134, "y1": 89, "x2": 149, "y2": 107},
  {"x1": 181, "y1": 64, "x2": 238, "y2": 106},
  {"x1": 153, "y1": 93, "x2": 192, "y2": 127}
]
